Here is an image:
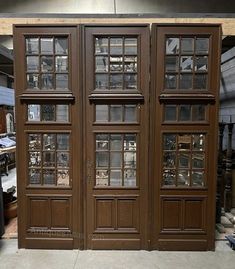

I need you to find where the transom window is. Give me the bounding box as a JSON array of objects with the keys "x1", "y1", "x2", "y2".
[
  {"x1": 25, "y1": 37, "x2": 69, "y2": 90},
  {"x1": 165, "y1": 37, "x2": 209, "y2": 90},
  {"x1": 162, "y1": 133, "x2": 205, "y2": 187},
  {"x1": 95, "y1": 133, "x2": 137, "y2": 187},
  {"x1": 95, "y1": 36, "x2": 138, "y2": 90}
]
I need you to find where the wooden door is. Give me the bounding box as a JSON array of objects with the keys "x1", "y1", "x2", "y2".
[
  {"x1": 84, "y1": 25, "x2": 150, "y2": 249},
  {"x1": 150, "y1": 24, "x2": 221, "y2": 250}
]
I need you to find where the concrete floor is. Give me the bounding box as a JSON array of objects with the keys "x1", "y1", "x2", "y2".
[{"x1": 0, "y1": 239, "x2": 235, "y2": 269}]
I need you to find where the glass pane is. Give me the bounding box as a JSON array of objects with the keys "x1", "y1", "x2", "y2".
[
  {"x1": 179, "y1": 105, "x2": 191, "y2": 121},
  {"x1": 95, "y1": 74, "x2": 109, "y2": 89},
  {"x1": 124, "y1": 105, "x2": 137, "y2": 122},
  {"x1": 192, "y1": 134, "x2": 205, "y2": 151},
  {"x1": 110, "y1": 105, "x2": 122, "y2": 122},
  {"x1": 41, "y1": 105, "x2": 55, "y2": 121},
  {"x1": 165, "y1": 74, "x2": 177, "y2": 89},
  {"x1": 96, "y1": 56, "x2": 108, "y2": 72},
  {"x1": 195, "y1": 38, "x2": 209, "y2": 54},
  {"x1": 29, "y1": 134, "x2": 41, "y2": 151},
  {"x1": 178, "y1": 170, "x2": 190, "y2": 186},
  {"x1": 110, "y1": 134, "x2": 122, "y2": 150},
  {"x1": 27, "y1": 74, "x2": 39, "y2": 89},
  {"x1": 110, "y1": 56, "x2": 123, "y2": 72},
  {"x1": 124, "y1": 56, "x2": 137, "y2": 72},
  {"x1": 41, "y1": 74, "x2": 53, "y2": 90},
  {"x1": 178, "y1": 153, "x2": 190, "y2": 168},
  {"x1": 96, "y1": 152, "x2": 109, "y2": 168},
  {"x1": 57, "y1": 152, "x2": 69, "y2": 167},
  {"x1": 29, "y1": 169, "x2": 41, "y2": 184},
  {"x1": 192, "y1": 171, "x2": 204, "y2": 186},
  {"x1": 95, "y1": 38, "x2": 108, "y2": 54},
  {"x1": 41, "y1": 38, "x2": 53, "y2": 54},
  {"x1": 164, "y1": 105, "x2": 176, "y2": 121},
  {"x1": 165, "y1": 56, "x2": 178, "y2": 72},
  {"x1": 96, "y1": 169, "x2": 108, "y2": 186},
  {"x1": 163, "y1": 152, "x2": 176, "y2": 168},
  {"x1": 96, "y1": 105, "x2": 108, "y2": 122},
  {"x1": 181, "y1": 38, "x2": 194, "y2": 54},
  {"x1": 28, "y1": 104, "x2": 40, "y2": 121},
  {"x1": 26, "y1": 38, "x2": 39, "y2": 54},
  {"x1": 163, "y1": 170, "x2": 176, "y2": 186},
  {"x1": 56, "y1": 105, "x2": 69, "y2": 122},
  {"x1": 179, "y1": 74, "x2": 192, "y2": 89},
  {"x1": 96, "y1": 134, "x2": 109, "y2": 150},
  {"x1": 55, "y1": 56, "x2": 68, "y2": 72},
  {"x1": 163, "y1": 134, "x2": 176, "y2": 150},
  {"x1": 110, "y1": 152, "x2": 122, "y2": 168},
  {"x1": 166, "y1": 38, "x2": 179, "y2": 54},
  {"x1": 29, "y1": 151, "x2": 41, "y2": 167},
  {"x1": 41, "y1": 56, "x2": 53, "y2": 72},
  {"x1": 57, "y1": 169, "x2": 69, "y2": 186},
  {"x1": 56, "y1": 74, "x2": 68, "y2": 90},
  {"x1": 43, "y1": 134, "x2": 56, "y2": 150},
  {"x1": 55, "y1": 38, "x2": 68, "y2": 54},
  {"x1": 195, "y1": 56, "x2": 208, "y2": 71},
  {"x1": 192, "y1": 105, "x2": 205, "y2": 121},
  {"x1": 194, "y1": 74, "x2": 207, "y2": 89},
  {"x1": 124, "y1": 152, "x2": 136, "y2": 168},
  {"x1": 43, "y1": 169, "x2": 55, "y2": 185},
  {"x1": 180, "y1": 56, "x2": 193, "y2": 72},
  {"x1": 110, "y1": 38, "x2": 122, "y2": 55},
  {"x1": 124, "y1": 134, "x2": 136, "y2": 151},
  {"x1": 43, "y1": 152, "x2": 55, "y2": 167},
  {"x1": 124, "y1": 169, "x2": 136, "y2": 187},
  {"x1": 27, "y1": 56, "x2": 39, "y2": 72},
  {"x1": 110, "y1": 170, "x2": 122, "y2": 186},
  {"x1": 110, "y1": 74, "x2": 123, "y2": 89},
  {"x1": 124, "y1": 38, "x2": 137, "y2": 55},
  {"x1": 192, "y1": 153, "x2": 204, "y2": 168},
  {"x1": 57, "y1": 134, "x2": 69, "y2": 150},
  {"x1": 124, "y1": 74, "x2": 137, "y2": 90},
  {"x1": 178, "y1": 134, "x2": 191, "y2": 151}
]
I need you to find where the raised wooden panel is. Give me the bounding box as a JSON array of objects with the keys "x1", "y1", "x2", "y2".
[
  {"x1": 184, "y1": 199, "x2": 205, "y2": 230},
  {"x1": 51, "y1": 198, "x2": 71, "y2": 230},
  {"x1": 95, "y1": 198, "x2": 115, "y2": 230},
  {"x1": 29, "y1": 198, "x2": 49, "y2": 228},
  {"x1": 117, "y1": 198, "x2": 139, "y2": 231},
  {"x1": 161, "y1": 198, "x2": 181, "y2": 231}
]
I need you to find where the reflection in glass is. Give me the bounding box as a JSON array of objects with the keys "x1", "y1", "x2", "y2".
[
  {"x1": 96, "y1": 169, "x2": 109, "y2": 186},
  {"x1": 27, "y1": 56, "x2": 39, "y2": 72},
  {"x1": 26, "y1": 38, "x2": 39, "y2": 54},
  {"x1": 96, "y1": 105, "x2": 108, "y2": 122},
  {"x1": 177, "y1": 170, "x2": 190, "y2": 186},
  {"x1": 181, "y1": 38, "x2": 194, "y2": 54},
  {"x1": 164, "y1": 105, "x2": 177, "y2": 121},
  {"x1": 56, "y1": 74, "x2": 68, "y2": 90},
  {"x1": 41, "y1": 38, "x2": 53, "y2": 54},
  {"x1": 192, "y1": 171, "x2": 204, "y2": 186},
  {"x1": 43, "y1": 152, "x2": 55, "y2": 167},
  {"x1": 96, "y1": 152, "x2": 109, "y2": 168},
  {"x1": 180, "y1": 74, "x2": 192, "y2": 89},
  {"x1": 29, "y1": 134, "x2": 41, "y2": 151},
  {"x1": 110, "y1": 152, "x2": 122, "y2": 168},
  {"x1": 163, "y1": 134, "x2": 176, "y2": 150},
  {"x1": 110, "y1": 56, "x2": 123, "y2": 72},
  {"x1": 124, "y1": 56, "x2": 137, "y2": 72},
  {"x1": 110, "y1": 74, "x2": 123, "y2": 89},
  {"x1": 163, "y1": 152, "x2": 176, "y2": 168},
  {"x1": 124, "y1": 74, "x2": 137, "y2": 90},
  {"x1": 192, "y1": 153, "x2": 204, "y2": 168},
  {"x1": 124, "y1": 169, "x2": 136, "y2": 186},
  {"x1": 178, "y1": 134, "x2": 191, "y2": 150},
  {"x1": 124, "y1": 105, "x2": 137, "y2": 122},
  {"x1": 195, "y1": 56, "x2": 208, "y2": 71},
  {"x1": 41, "y1": 56, "x2": 53, "y2": 72},
  {"x1": 165, "y1": 74, "x2": 177, "y2": 89},
  {"x1": 27, "y1": 74, "x2": 39, "y2": 89},
  {"x1": 43, "y1": 134, "x2": 56, "y2": 150},
  {"x1": 110, "y1": 38, "x2": 123, "y2": 55},
  {"x1": 180, "y1": 56, "x2": 193, "y2": 72},
  {"x1": 96, "y1": 134, "x2": 109, "y2": 150},
  {"x1": 43, "y1": 169, "x2": 55, "y2": 185},
  {"x1": 57, "y1": 152, "x2": 69, "y2": 167},
  {"x1": 124, "y1": 38, "x2": 137, "y2": 55},
  {"x1": 193, "y1": 134, "x2": 205, "y2": 151},
  {"x1": 165, "y1": 56, "x2": 178, "y2": 72},
  {"x1": 163, "y1": 170, "x2": 176, "y2": 186},
  {"x1": 178, "y1": 153, "x2": 190, "y2": 168},
  {"x1": 41, "y1": 74, "x2": 53, "y2": 90},
  {"x1": 96, "y1": 56, "x2": 108, "y2": 72},
  {"x1": 28, "y1": 104, "x2": 40, "y2": 121},
  {"x1": 192, "y1": 105, "x2": 205, "y2": 121},
  {"x1": 95, "y1": 38, "x2": 108, "y2": 54},
  {"x1": 41, "y1": 105, "x2": 55, "y2": 121},
  {"x1": 55, "y1": 38, "x2": 68, "y2": 54},
  {"x1": 110, "y1": 105, "x2": 122, "y2": 122},
  {"x1": 166, "y1": 38, "x2": 179, "y2": 54},
  {"x1": 195, "y1": 38, "x2": 209, "y2": 54},
  {"x1": 57, "y1": 134, "x2": 69, "y2": 150},
  {"x1": 56, "y1": 105, "x2": 69, "y2": 122},
  {"x1": 194, "y1": 74, "x2": 207, "y2": 89},
  {"x1": 110, "y1": 134, "x2": 122, "y2": 150},
  {"x1": 124, "y1": 152, "x2": 136, "y2": 168},
  {"x1": 55, "y1": 56, "x2": 68, "y2": 72},
  {"x1": 29, "y1": 152, "x2": 41, "y2": 167},
  {"x1": 179, "y1": 105, "x2": 191, "y2": 121},
  {"x1": 57, "y1": 169, "x2": 69, "y2": 186},
  {"x1": 110, "y1": 170, "x2": 122, "y2": 186},
  {"x1": 124, "y1": 134, "x2": 136, "y2": 151},
  {"x1": 95, "y1": 74, "x2": 109, "y2": 89},
  {"x1": 29, "y1": 169, "x2": 41, "y2": 184}
]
